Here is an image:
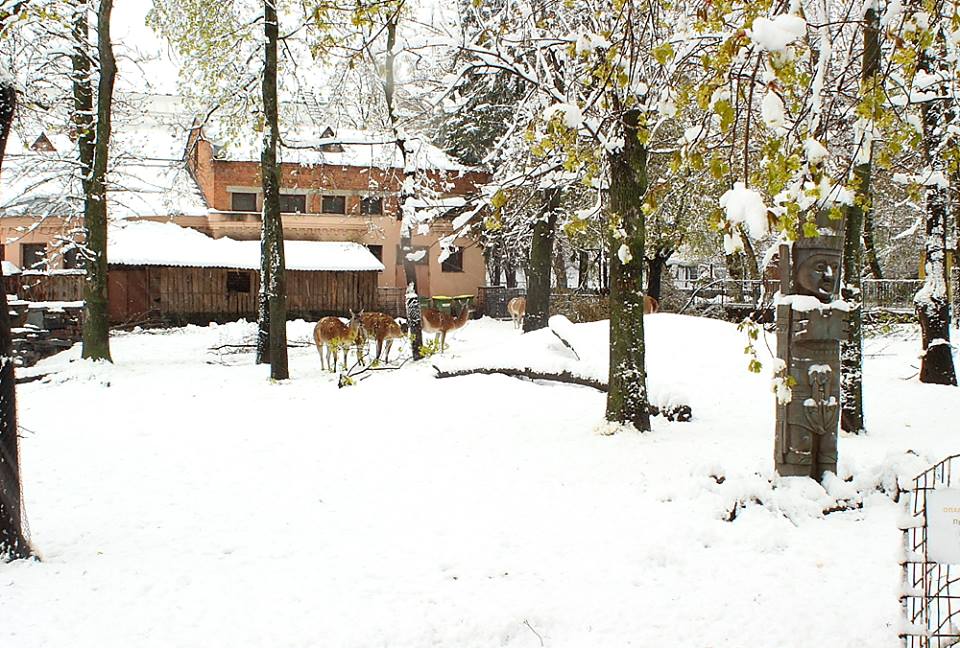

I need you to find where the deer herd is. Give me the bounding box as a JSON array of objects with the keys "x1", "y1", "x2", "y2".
[
  {"x1": 312, "y1": 304, "x2": 472, "y2": 372},
  {"x1": 312, "y1": 294, "x2": 659, "y2": 372}
]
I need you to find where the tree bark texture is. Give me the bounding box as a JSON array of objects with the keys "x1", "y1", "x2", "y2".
[
  {"x1": 645, "y1": 248, "x2": 673, "y2": 302},
  {"x1": 552, "y1": 234, "x2": 568, "y2": 290},
  {"x1": 261, "y1": 0, "x2": 288, "y2": 380},
  {"x1": 523, "y1": 189, "x2": 560, "y2": 332},
  {"x1": 384, "y1": 15, "x2": 423, "y2": 359},
  {"x1": 0, "y1": 77, "x2": 31, "y2": 561},
  {"x1": 605, "y1": 110, "x2": 651, "y2": 431},
  {"x1": 840, "y1": 7, "x2": 879, "y2": 433},
  {"x1": 77, "y1": 0, "x2": 115, "y2": 361},
  {"x1": 915, "y1": 31, "x2": 957, "y2": 386},
  {"x1": 577, "y1": 249, "x2": 589, "y2": 289}
]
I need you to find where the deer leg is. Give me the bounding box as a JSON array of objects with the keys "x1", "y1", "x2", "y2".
[
  {"x1": 384, "y1": 339, "x2": 392, "y2": 363},
  {"x1": 320, "y1": 343, "x2": 327, "y2": 371}
]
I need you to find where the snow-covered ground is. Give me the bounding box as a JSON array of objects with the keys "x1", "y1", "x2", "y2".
[{"x1": 2, "y1": 314, "x2": 957, "y2": 647}]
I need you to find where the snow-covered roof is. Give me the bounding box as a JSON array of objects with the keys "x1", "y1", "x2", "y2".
[
  {"x1": 2, "y1": 260, "x2": 20, "y2": 275},
  {"x1": 207, "y1": 125, "x2": 468, "y2": 172},
  {"x1": 1, "y1": 106, "x2": 208, "y2": 220},
  {"x1": 108, "y1": 221, "x2": 384, "y2": 272}
]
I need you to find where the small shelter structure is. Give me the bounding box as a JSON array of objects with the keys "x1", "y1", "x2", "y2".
[{"x1": 107, "y1": 221, "x2": 383, "y2": 325}]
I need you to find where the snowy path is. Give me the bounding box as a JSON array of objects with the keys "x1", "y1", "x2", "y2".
[{"x1": 1, "y1": 316, "x2": 955, "y2": 647}]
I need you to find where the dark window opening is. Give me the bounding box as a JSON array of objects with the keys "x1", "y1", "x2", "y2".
[
  {"x1": 321, "y1": 195, "x2": 346, "y2": 214},
  {"x1": 367, "y1": 245, "x2": 383, "y2": 264},
  {"x1": 226, "y1": 271, "x2": 252, "y2": 294},
  {"x1": 396, "y1": 244, "x2": 428, "y2": 266},
  {"x1": 319, "y1": 126, "x2": 345, "y2": 153},
  {"x1": 21, "y1": 243, "x2": 46, "y2": 270},
  {"x1": 63, "y1": 247, "x2": 82, "y2": 269},
  {"x1": 441, "y1": 248, "x2": 464, "y2": 273},
  {"x1": 231, "y1": 192, "x2": 257, "y2": 212},
  {"x1": 360, "y1": 196, "x2": 383, "y2": 215},
  {"x1": 279, "y1": 193, "x2": 307, "y2": 214}
]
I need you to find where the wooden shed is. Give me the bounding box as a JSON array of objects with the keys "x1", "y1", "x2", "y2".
[{"x1": 107, "y1": 221, "x2": 383, "y2": 325}]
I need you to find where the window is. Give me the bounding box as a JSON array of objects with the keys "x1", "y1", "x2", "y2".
[
  {"x1": 318, "y1": 126, "x2": 345, "y2": 153},
  {"x1": 360, "y1": 196, "x2": 383, "y2": 215},
  {"x1": 396, "y1": 245, "x2": 428, "y2": 266},
  {"x1": 441, "y1": 248, "x2": 464, "y2": 273},
  {"x1": 321, "y1": 195, "x2": 346, "y2": 214},
  {"x1": 63, "y1": 247, "x2": 82, "y2": 269},
  {"x1": 226, "y1": 271, "x2": 252, "y2": 294},
  {"x1": 279, "y1": 193, "x2": 306, "y2": 214},
  {"x1": 231, "y1": 192, "x2": 257, "y2": 212},
  {"x1": 21, "y1": 243, "x2": 46, "y2": 269},
  {"x1": 367, "y1": 245, "x2": 383, "y2": 264}
]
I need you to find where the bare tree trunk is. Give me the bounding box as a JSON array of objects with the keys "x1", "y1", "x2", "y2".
[
  {"x1": 505, "y1": 257, "x2": 517, "y2": 288},
  {"x1": 841, "y1": 5, "x2": 879, "y2": 433},
  {"x1": 552, "y1": 234, "x2": 568, "y2": 290},
  {"x1": 606, "y1": 109, "x2": 651, "y2": 431},
  {"x1": 384, "y1": 15, "x2": 423, "y2": 359},
  {"x1": 915, "y1": 29, "x2": 957, "y2": 386},
  {"x1": 0, "y1": 73, "x2": 31, "y2": 562},
  {"x1": 862, "y1": 208, "x2": 883, "y2": 279},
  {"x1": 524, "y1": 189, "x2": 560, "y2": 332},
  {"x1": 645, "y1": 248, "x2": 673, "y2": 302},
  {"x1": 261, "y1": 0, "x2": 288, "y2": 380},
  {"x1": 577, "y1": 249, "x2": 589, "y2": 289},
  {"x1": 77, "y1": 0, "x2": 115, "y2": 362}
]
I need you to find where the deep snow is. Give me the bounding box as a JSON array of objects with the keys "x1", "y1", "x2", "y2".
[{"x1": 1, "y1": 314, "x2": 957, "y2": 647}]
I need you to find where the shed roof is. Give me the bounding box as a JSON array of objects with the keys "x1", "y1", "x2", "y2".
[{"x1": 108, "y1": 221, "x2": 384, "y2": 272}]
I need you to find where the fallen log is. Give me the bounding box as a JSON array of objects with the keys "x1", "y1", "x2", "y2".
[
  {"x1": 433, "y1": 364, "x2": 606, "y2": 390},
  {"x1": 432, "y1": 364, "x2": 692, "y2": 421}
]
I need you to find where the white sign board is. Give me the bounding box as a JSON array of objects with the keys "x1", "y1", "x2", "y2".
[{"x1": 927, "y1": 489, "x2": 960, "y2": 564}]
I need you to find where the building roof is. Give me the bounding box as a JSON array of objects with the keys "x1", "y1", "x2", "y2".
[
  {"x1": 206, "y1": 125, "x2": 470, "y2": 172},
  {"x1": 109, "y1": 221, "x2": 385, "y2": 272},
  {"x1": 0, "y1": 105, "x2": 209, "y2": 220}
]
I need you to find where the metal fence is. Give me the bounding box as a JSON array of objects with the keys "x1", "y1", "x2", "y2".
[{"x1": 680, "y1": 275, "x2": 960, "y2": 315}]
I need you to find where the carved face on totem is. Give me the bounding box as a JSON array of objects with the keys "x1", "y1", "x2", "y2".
[{"x1": 794, "y1": 249, "x2": 840, "y2": 302}]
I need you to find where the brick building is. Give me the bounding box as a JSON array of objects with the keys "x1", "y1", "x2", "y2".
[{"x1": 0, "y1": 94, "x2": 490, "y2": 316}]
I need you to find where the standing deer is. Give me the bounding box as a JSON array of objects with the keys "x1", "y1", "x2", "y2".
[
  {"x1": 421, "y1": 303, "x2": 472, "y2": 353},
  {"x1": 644, "y1": 295, "x2": 659, "y2": 314},
  {"x1": 313, "y1": 310, "x2": 364, "y2": 372},
  {"x1": 359, "y1": 312, "x2": 404, "y2": 364},
  {"x1": 507, "y1": 296, "x2": 526, "y2": 329}
]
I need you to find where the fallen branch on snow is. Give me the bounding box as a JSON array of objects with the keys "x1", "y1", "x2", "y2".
[{"x1": 432, "y1": 364, "x2": 692, "y2": 421}]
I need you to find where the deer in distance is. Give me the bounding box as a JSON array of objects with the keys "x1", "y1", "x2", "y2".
[
  {"x1": 357, "y1": 312, "x2": 405, "y2": 365},
  {"x1": 313, "y1": 310, "x2": 364, "y2": 372},
  {"x1": 421, "y1": 303, "x2": 472, "y2": 353},
  {"x1": 507, "y1": 296, "x2": 525, "y2": 329},
  {"x1": 507, "y1": 294, "x2": 656, "y2": 332}
]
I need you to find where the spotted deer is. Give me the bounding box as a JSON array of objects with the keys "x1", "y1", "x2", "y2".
[
  {"x1": 421, "y1": 303, "x2": 472, "y2": 353},
  {"x1": 359, "y1": 312, "x2": 405, "y2": 364},
  {"x1": 313, "y1": 310, "x2": 363, "y2": 372},
  {"x1": 507, "y1": 296, "x2": 526, "y2": 329}
]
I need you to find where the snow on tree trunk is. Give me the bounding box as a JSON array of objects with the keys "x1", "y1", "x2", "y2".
[
  {"x1": 524, "y1": 189, "x2": 560, "y2": 332},
  {"x1": 0, "y1": 72, "x2": 31, "y2": 562},
  {"x1": 605, "y1": 109, "x2": 651, "y2": 432},
  {"x1": 261, "y1": 0, "x2": 288, "y2": 380},
  {"x1": 915, "y1": 31, "x2": 957, "y2": 387},
  {"x1": 384, "y1": 15, "x2": 423, "y2": 360},
  {"x1": 79, "y1": 0, "x2": 115, "y2": 362}
]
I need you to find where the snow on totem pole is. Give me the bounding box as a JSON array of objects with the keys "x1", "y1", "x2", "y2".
[{"x1": 774, "y1": 210, "x2": 848, "y2": 481}]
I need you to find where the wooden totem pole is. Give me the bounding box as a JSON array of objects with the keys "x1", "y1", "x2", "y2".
[{"x1": 775, "y1": 210, "x2": 848, "y2": 482}]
